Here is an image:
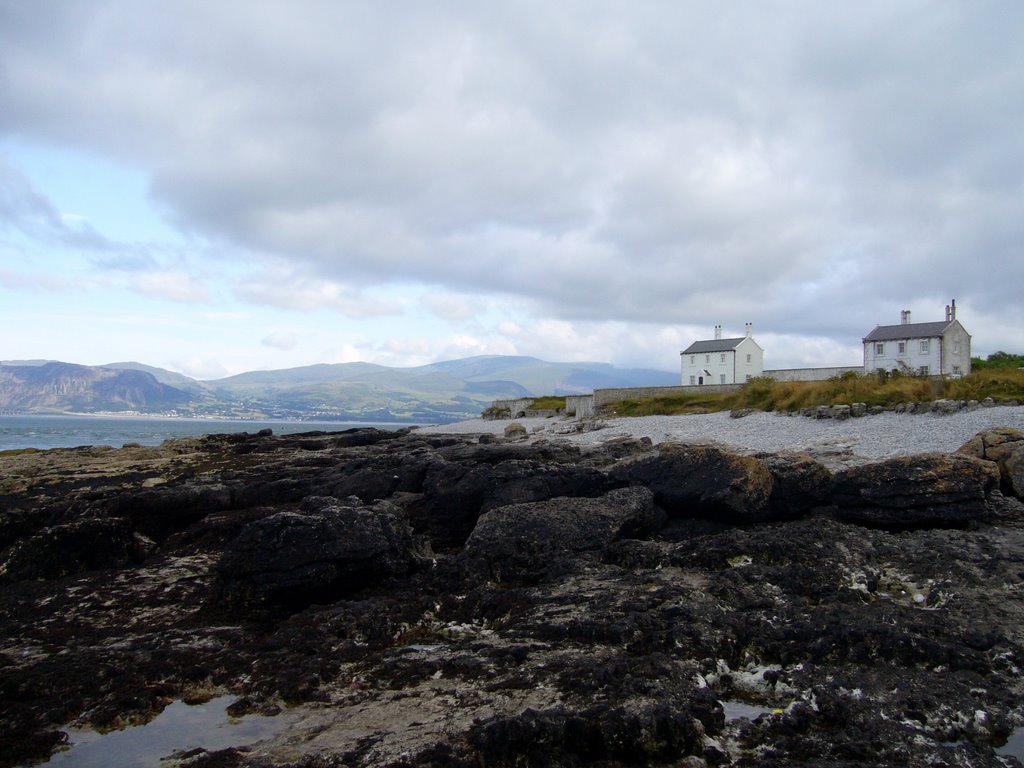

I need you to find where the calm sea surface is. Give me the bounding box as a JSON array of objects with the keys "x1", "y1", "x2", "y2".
[{"x1": 0, "y1": 414, "x2": 420, "y2": 452}]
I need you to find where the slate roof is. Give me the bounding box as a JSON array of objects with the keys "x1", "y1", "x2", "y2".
[
  {"x1": 863, "y1": 321, "x2": 953, "y2": 343},
  {"x1": 681, "y1": 337, "x2": 747, "y2": 354}
]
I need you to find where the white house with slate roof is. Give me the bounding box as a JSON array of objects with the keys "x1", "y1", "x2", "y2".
[
  {"x1": 680, "y1": 324, "x2": 764, "y2": 385},
  {"x1": 863, "y1": 300, "x2": 971, "y2": 377}
]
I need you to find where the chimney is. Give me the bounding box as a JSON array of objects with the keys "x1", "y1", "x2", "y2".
[
  {"x1": 900, "y1": 310, "x2": 911, "y2": 325},
  {"x1": 945, "y1": 304, "x2": 950, "y2": 321},
  {"x1": 745, "y1": 322, "x2": 752, "y2": 337},
  {"x1": 951, "y1": 298, "x2": 956, "y2": 320},
  {"x1": 714, "y1": 324, "x2": 721, "y2": 340}
]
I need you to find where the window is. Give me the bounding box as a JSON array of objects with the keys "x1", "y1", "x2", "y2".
[
  {"x1": 898, "y1": 342, "x2": 905, "y2": 354},
  {"x1": 746, "y1": 354, "x2": 751, "y2": 363},
  {"x1": 689, "y1": 375, "x2": 695, "y2": 385},
  {"x1": 920, "y1": 340, "x2": 930, "y2": 354},
  {"x1": 875, "y1": 343, "x2": 884, "y2": 355},
  {"x1": 953, "y1": 342, "x2": 960, "y2": 354},
  {"x1": 919, "y1": 365, "x2": 929, "y2": 376},
  {"x1": 720, "y1": 353, "x2": 726, "y2": 363},
  {"x1": 952, "y1": 366, "x2": 962, "y2": 376},
  {"x1": 745, "y1": 374, "x2": 752, "y2": 382},
  {"x1": 720, "y1": 374, "x2": 726, "y2": 384},
  {"x1": 705, "y1": 355, "x2": 710, "y2": 364},
  {"x1": 690, "y1": 355, "x2": 695, "y2": 364}
]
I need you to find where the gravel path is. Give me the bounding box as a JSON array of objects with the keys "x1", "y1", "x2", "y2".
[{"x1": 417, "y1": 405, "x2": 1024, "y2": 466}]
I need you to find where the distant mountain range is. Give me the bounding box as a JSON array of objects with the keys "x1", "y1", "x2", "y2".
[{"x1": 0, "y1": 356, "x2": 678, "y2": 422}]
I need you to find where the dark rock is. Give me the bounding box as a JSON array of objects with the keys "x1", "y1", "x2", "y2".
[
  {"x1": 609, "y1": 443, "x2": 774, "y2": 523},
  {"x1": 831, "y1": 453, "x2": 1000, "y2": 528},
  {"x1": 466, "y1": 701, "x2": 701, "y2": 765},
  {"x1": 213, "y1": 495, "x2": 422, "y2": 609},
  {"x1": 105, "y1": 482, "x2": 234, "y2": 542},
  {"x1": 1, "y1": 516, "x2": 154, "y2": 582},
  {"x1": 730, "y1": 408, "x2": 759, "y2": 418},
  {"x1": 4, "y1": 428, "x2": 1024, "y2": 768},
  {"x1": 461, "y1": 487, "x2": 664, "y2": 582},
  {"x1": 931, "y1": 398, "x2": 965, "y2": 414},
  {"x1": 831, "y1": 404, "x2": 851, "y2": 421},
  {"x1": 755, "y1": 451, "x2": 833, "y2": 518},
  {"x1": 410, "y1": 457, "x2": 608, "y2": 550}
]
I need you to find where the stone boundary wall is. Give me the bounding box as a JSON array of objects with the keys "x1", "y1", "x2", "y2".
[
  {"x1": 485, "y1": 398, "x2": 535, "y2": 420},
  {"x1": 593, "y1": 384, "x2": 742, "y2": 409},
  {"x1": 763, "y1": 366, "x2": 863, "y2": 382},
  {"x1": 565, "y1": 394, "x2": 595, "y2": 419}
]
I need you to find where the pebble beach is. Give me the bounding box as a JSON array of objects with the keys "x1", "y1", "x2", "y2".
[{"x1": 418, "y1": 405, "x2": 1024, "y2": 466}]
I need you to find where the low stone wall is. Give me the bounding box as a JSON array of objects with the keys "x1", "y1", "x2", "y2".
[
  {"x1": 763, "y1": 366, "x2": 863, "y2": 382},
  {"x1": 565, "y1": 394, "x2": 595, "y2": 419},
  {"x1": 484, "y1": 398, "x2": 535, "y2": 420},
  {"x1": 784, "y1": 396, "x2": 1020, "y2": 420},
  {"x1": 593, "y1": 384, "x2": 742, "y2": 409}
]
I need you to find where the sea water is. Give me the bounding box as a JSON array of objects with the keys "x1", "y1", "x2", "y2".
[{"x1": 0, "y1": 414, "x2": 419, "y2": 453}]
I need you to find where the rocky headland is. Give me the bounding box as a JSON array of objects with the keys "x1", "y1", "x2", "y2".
[{"x1": 2, "y1": 415, "x2": 1024, "y2": 767}]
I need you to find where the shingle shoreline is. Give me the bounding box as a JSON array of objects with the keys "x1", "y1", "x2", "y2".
[{"x1": 418, "y1": 405, "x2": 1024, "y2": 466}]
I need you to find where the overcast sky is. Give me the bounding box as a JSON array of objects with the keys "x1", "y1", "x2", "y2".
[{"x1": 1, "y1": 1, "x2": 1021, "y2": 379}]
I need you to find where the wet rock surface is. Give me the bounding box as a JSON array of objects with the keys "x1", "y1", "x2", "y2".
[{"x1": 2, "y1": 426, "x2": 1024, "y2": 767}]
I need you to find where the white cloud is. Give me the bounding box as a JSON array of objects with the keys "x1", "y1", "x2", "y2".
[
  {"x1": 134, "y1": 271, "x2": 210, "y2": 304},
  {"x1": 171, "y1": 355, "x2": 232, "y2": 381},
  {"x1": 261, "y1": 331, "x2": 298, "y2": 351}
]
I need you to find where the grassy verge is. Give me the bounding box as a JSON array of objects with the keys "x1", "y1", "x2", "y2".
[
  {"x1": 528, "y1": 396, "x2": 567, "y2": 411},
  {"x1": 603, "y1": 369, "x2": 1024, "y2": 417}
]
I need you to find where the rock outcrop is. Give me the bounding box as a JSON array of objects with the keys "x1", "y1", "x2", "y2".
[
  {"x1": 461, "y1": 486, "x2": 664, "y2": 582},
  {"x1": 608, "y1": 443, "x2": 774, "y2": 523},
  {"x1": 214, "y1": 495, "x2": 423, "y2": 609},
  {"x1": 958, "y1": 426, "x2": 1024, "y2": 498},
  {"x1": 831, "y1": 453, "x2": 1002, "y2": 528},
  {"x1": 2, "y1": 425, "x2": 1024, "y2": 768}
]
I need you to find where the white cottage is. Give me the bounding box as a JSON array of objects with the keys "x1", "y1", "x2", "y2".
[
  {"x1": 680, "y1": 324, "x2": 764, "y2": 385},
  {"x1": 862, "y1": 301, "x2": 971, "y2": 377}
]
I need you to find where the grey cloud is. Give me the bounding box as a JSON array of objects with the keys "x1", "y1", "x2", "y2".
[
  {"x1": 1, "y1": 1, "x2": 1022, "y2": 349},
  {"x1": 0, "y1": 158, "x2": 119, "y2": 252},
  {"x1": 236, "y1": 271, "x2": 403, "y2": 317}
]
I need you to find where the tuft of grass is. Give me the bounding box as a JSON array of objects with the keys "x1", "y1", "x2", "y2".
[
  {"x1": 611, "y1": 393, "x2": 730, "y2": 416},
  {"x1": 528, "y1": 396, "x2": 567, "y2": 410},
  {"x1": 601, "y1": 368, "x2": 1024, "y2": 417},
  {"x1": 0, "y1": 447, "x2": 40, "y2": 456},
  {"x1": 946, "y1": 368, "x2": 1024, "y2": 402}
]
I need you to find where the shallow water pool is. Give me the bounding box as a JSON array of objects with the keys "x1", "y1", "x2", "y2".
[{"x1": 42, "y1": 695, "x2": 292, "y2": 767}]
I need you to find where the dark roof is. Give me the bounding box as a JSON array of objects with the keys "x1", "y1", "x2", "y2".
[
  {"x1": 681, "y1": 337, "x2": 747, "y2": 354},
  {"x1": 863, "y1": 321, "x2": 953, "y2": 342}
]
